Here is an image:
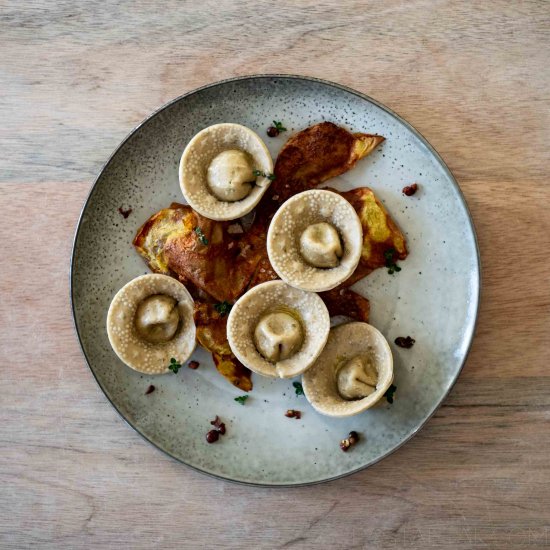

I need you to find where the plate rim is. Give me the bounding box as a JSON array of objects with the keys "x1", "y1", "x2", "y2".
[{"x1": 70, "y1": 74, "x2": 482, "y2": 487}]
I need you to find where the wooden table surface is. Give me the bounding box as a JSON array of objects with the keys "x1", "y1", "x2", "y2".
[{"x1": 1, "y1": 1, "x2": 549, "y2": 548}]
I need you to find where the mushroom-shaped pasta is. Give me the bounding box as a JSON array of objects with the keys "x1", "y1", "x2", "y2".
[
  {"x1": 267, "y1": 190, "x2": 362, "y2": 292},
  {"x1": 302, "y1": 322, "x2": 393, "y2": 417},
  {"x1": 179, "y1": 123, "x2": 273, "y2": 221},
  {"x1": 227, "y1": 281, "x2": 330, "y2": 379},
  {"x1": 107, "y1": 274, "x2": 196, "y2": 374}
]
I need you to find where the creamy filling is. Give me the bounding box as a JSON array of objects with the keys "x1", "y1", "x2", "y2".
[
  {"x1": 253, "y1": 308, "x2": 304, "y2": 362},
  {"x1": 135, "y1": 294, "x2": 180, "y2": 344},
  {"x1": 337, "y1": 355, "x2": 378, "y2": 400},
  {"x1": 299, "y1": 222, "x2": 343, "y2": 268},
  {"x1": 206, "y1": 149, "x2": 255, "y2": 202}
]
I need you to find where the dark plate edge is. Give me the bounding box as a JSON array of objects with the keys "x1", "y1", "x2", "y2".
[{"x1": 70, "y1": 74, "x2": 482, "y2": 488}]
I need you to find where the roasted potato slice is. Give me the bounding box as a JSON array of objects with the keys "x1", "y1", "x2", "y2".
[
  {"x1": 336, "y1": 187, "x2": 408, "y2": 284},
  {"x1": 265, "y1": 122, "x2": 384, "y2": 206},
  {"x1": 320, "y1": 287, "x2": 370, "y2": 323},
  {"x1": 194, "y1": 301, "x2": 232, "y2": 355},
  {"x1": 248, "y1": 253, "x2": 279, "y2": 288},
  {"x1": 212, "y1": 353, "x2": 253, "y2": 392},
  {"x1": 133, "y1": 203, "x2": 191, "y2": 274},
  {"x1": 194, "y1": 301, "x2": 253, "y2": 391},
  {"x1": 134, "y1": 203, "x2": 264, "y2": 302},
  {"x1": 163, "y1": 217, "x2": 263, "y2": 303}
]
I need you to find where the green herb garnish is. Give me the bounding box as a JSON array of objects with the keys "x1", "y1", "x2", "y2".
[
  {"x1": 214, "y1": 301, "x2": 232, "y2": 316},
  {"x1": 253, "y1": 169, "x2": 276, "y2": 181},
  {"x1": 384, "y1": 384, "x2": 397, "y2": 404},
  {"x1": 168, "y1": 357, "x2": 182, "y2": 374},
  {"x1": 273, "y1": 121, "x2": 287, "y2": 132},
  {"x1": 293, "y1": 382, "x2": 304, "y2": 396},
  {"x1": 384, "y1": 248, "x2": 401, "y2": 275},
  {"x1": 194, "y1": 226, "x2": 208, "y2": 245},
  {"x1": 234, "y1": 395, "x2": 249, "y2": 405}
]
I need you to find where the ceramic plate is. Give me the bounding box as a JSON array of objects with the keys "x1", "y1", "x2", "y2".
[{"x1": 71, "y1": 75, "x2": 480, "y2": 486}]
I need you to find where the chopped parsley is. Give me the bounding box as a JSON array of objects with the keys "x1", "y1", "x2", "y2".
[
  {"x1": 168, "y1": 357, "x2": 182, "y2": 374},
  {"x1": 214, "y1": 301, "x2": 232, "y2": 316},
  {"x1": 384, "y1": 248, "x2": 402, "y2": 275},
  {"x1": 384, "y1": 384, "x2": 397, "y2": 404},
  {"x1": 272, "y1": 120, "x2": 287, "y2": 132},
  {"x1": 194, "y1": 226, "x2": 208, "y2": 245},
  {"x1": 253, "y1": 169, "x2": 276, "y2": 181},
  {"x1": 234, "y1": 395, "x2": 249, "y2": 405},
  {"x1": 293, "y1": 381, "x2": 304, "y2": 396}
]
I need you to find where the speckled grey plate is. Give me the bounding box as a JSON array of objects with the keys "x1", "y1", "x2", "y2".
[{"x1": 71, "y1": 75, "x2": 480, "y2": 486}]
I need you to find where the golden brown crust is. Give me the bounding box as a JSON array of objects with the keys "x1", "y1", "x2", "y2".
[
  {"x1": 212, "y1": 353, "x2": 253, "y2": 392},
  {"x1": 194, "y1": 301, "x2": 253, "y2": 390},
  {"x1": 133, "y1": 203, "x2": 191, "y2": 274},
  {"x1": 194, "y1": 301, "x2": 232, "y2": 355},
  {"x1": 248, "y1": 252, "x2": 279, "y2": 288},
  {"x1": 319, "y1": 287, "x2": 370, "y2": 323},
  {"x1": 266, "y1": 122, "x2": 384, "y2": 206},
  {"x1": 334, "y1": 187, "x2": 408, "y2": 285},
  {"x1": 134, "y1": 204, "x2": 265, "y2": 302}
]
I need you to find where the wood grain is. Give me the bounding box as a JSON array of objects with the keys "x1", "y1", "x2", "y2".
[{"x1": 1, "y1": 1, "x2": 549, "y2": 548}]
